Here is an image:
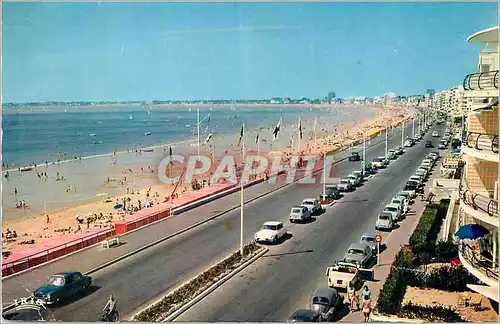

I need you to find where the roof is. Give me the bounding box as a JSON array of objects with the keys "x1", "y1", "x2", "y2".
[
  {"x1": 467, "y1": 26, "x2": 499, "y2": 44},
  {"x1": 263, "y1": 221, "x2": 282, "y2": 226},
  {"x1": 53, "y1": 272, "x2": 78, "y2": 277},
  {"x1": 289, "y1": 309, "x2": 319, "y2": 319},
  {"x1": 348, "y1": 242, "x2": 369, "y2": 250},
  {"x1": 302, "y1": 198, "x2": 316, "y2": 201},
  {"x1": 361, "y1": 233, "x2": 376, "y2": 238},
  {"x1": 312, "y1": 287, "x2": 337, "y2": 297}
]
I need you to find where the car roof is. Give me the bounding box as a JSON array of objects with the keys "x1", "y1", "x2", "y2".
[
  {"x1": 361, "y1": 233, "x2": 376, "y2": 238},
  {"x1": 263, "y1": 221, "x2": 282, "y2": 226},
  {"x1": 292, "y1": 206, "x2": 305, "y2": 209},
  {"x1": 348, "y1": 242, "x2": 369, "y2": 250},
  {"x1": 290, "y1": 309, "x2": 319, "y2": 318},
  {"x1": 302, "y1": 198, "x2": 316, "y2": 201},
  {"x1": 391, "y1": 196, "x2": 403, "y2": 201},
  {"x1": 53, "y1": 272, "x2": 78, "y2": 277},
  {"x1": 312, "y1": 287, "x2": 337, "y2": 298},
  {"x1": 385, "y1": 203, "x2": 399, "y2": 208}
]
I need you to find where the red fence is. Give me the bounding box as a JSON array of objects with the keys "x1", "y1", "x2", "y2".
[{"x1": 2, "y1": 230, "x2": 115, "y2": 277}]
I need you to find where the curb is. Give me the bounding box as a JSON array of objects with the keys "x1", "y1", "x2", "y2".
[
  {"x1": 165, "y1": 247, "x2": 269, "y2": 322},
  {"x1": 370, "y1": 312, "x2": 423, "y2": 323},
  {"x1": 320, "y1": 201, "x2": 337, "y2": 209}
]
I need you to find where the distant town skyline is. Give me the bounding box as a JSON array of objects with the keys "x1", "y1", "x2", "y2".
[{"x1": 3, "y1": 2, "x2": 497, "y2": 103}]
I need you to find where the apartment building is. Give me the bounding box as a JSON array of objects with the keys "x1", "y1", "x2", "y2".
[{"x1": 457, "y1": 26, "x2": 499, "y2": 302}]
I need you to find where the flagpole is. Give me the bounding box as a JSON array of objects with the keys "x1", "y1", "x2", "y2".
[
  {"x1": 197, "y1": 108, "x2": 200, "y2": 160},
  {"x1": 314, "y1": 116, "x2": 317, "y2": 145},
  {"x1": 401, "y1": 122, "x2": 404, "y2": 148},
  {"x1": 297, "y1": 116, "x2": 301, "y2": 154},
  {"x1": 385, "y1": 127, "x2": 388, "y2": 158},
  {"x1": 362, "y1": 132, "x2": 366, "y2": 176},
  {"x1": 257, "y1": 133, "x2": 260, "y2": 157},
  {"x1": 322, "y1": 154, "x2": 326, "y2": 198},
  {"x1": 240, "y1": 123, "x2": 245, "y2": 258}
]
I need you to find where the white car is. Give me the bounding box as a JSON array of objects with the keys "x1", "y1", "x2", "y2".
[
  {"x1": 391, "y1": 196, "x2": 409, "y2": 214},
  {"x1": 375, "y1": 212, "x2": 394, "y2": 231},
  {"x1": 289, "y1": 206, "x2": 311, "y2": 223},
  {"x1": 415, "y1": 169, "x2": 427, "y2": 180},
  {"x1": 421, "y1": 159, "x2": 433, "y2": 168},
  {"x1": 432, "y1": 131, "x2": 439, "y2": 137},
  {"x1": 254, "y1": 221, "x2": 287, "y2": 244},
  {"x1": 301, "y1": 198, "x2": 322, "y2": 215},
  {"x1": 383, "y1": 204, "x2": 402, "y2": 222},
  {"x1": 404, "y1": 140, "x2": 413, "y2": 148},
  {"x1": 347, "y1": 174, "x2": 361, "y2": 187},
  {"x1": 387, "y1": 150, "x2": 396, "y2": 160}
]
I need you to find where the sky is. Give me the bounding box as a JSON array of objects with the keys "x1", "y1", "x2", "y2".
[{"x1": 3, "y1": 2, "x2": 498, "y2": 103}]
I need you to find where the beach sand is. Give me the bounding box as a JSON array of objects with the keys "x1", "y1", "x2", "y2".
[{"x1": 2, "y1": 104, "x2": 410, "y2": 253}]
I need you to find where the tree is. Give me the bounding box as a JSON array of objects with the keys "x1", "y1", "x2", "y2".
[{"x1": 327, "y1": 92, "x2": 336, "y2": 100}]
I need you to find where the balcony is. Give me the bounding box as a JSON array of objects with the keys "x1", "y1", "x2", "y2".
[
  {"x1": 458, "y1": 242, "x2": 499, "y2": 300},
  {"x1": 463, "y1": 71, "x2": 499, "y2": 91},
  {"x1": 459, "y1": 179, "x2": 498, "y2": 227},
  {"x1": 463, "y1": 132, "x2": 499, "y2": 162}
]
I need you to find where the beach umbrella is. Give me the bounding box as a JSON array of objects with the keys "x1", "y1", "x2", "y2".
[
  {"x1": 113, "y1": 203, "x2": 123, "y2": 210},
  {"x1": 455, "y1": 224, "x2": 489, "y2": 240}
]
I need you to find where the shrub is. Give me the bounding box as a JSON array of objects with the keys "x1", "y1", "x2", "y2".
[
  {"x1": 398, "y1": 302, "x2": 465, "y2": 322},
  {"x1": 377, "y1": 266, "x2": 407, "y2": 314},
  {"x1": 135, "y1": 242, "x2": 261, "y2": 321},
  {"x1": 409, "y1": 206, "x2": 438, "y2": 253},
  {"x1": 433, "y1": 241, "x2": 459, "y2": 263}
]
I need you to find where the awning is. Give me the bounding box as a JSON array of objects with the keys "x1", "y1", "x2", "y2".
[
  {"x1": 455, "y1": 224, "x2": 489, "y2": 240},
  {"x1": 467, "y1": 284, "x2": 499, "y2": 302}
]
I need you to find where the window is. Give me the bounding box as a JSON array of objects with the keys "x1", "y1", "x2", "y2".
[
  {"x1": 277, "y1": 224, "x2": 283, "y2": 230},
  {"x1": 47, "y1": 276, "x2": 65, "y2": 286}
]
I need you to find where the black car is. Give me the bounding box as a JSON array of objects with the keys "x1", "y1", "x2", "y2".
[
  {"x1": 288, "y1": 309, "x2": 322, "y2": 322},
  {"x1": 425, "y1": 141, "x2": 434, "y2": 148},
  {"x1": 348, "y1": 152, "x2": 361, "y2": 162},
  {"x1": 33, "y1": 272, "x2": 92, "y2": 305},
  {"x1": 404, "y1": 180, "x2": 424, "y2": 193},
  {"x1": 320, "y1": 186, "x2": 342, "y2": 200}
]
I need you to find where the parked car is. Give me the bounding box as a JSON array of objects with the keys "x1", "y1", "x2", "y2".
[
  {"x1": 338, "y1": 178, "x2": 354, "y2": 192},
  {"x1": 438, "y1": 140, "x2": 447, "y2": 150},
  {"x1": 348, "y1": 152, "x2": 361, "y2": 162},
  {"x1": 425, "y1": 141, "x2": 434, "y2": 148},
  {"x1": 289, "y1": 206, "x2": 311, "y2": 223},
  {"x1": 404, "y1": 180, "x2": 423, "y2": 193},
  {"x1": 432, "y1": 131, "x2": 439, "y2": 137},
  {"x1": 309, "y1": 288, "x2": 343, "y2": 321},
  {"x1": 287, "y1": 309, "x2": 322, "y2": 322},
  {"x1": 421, "y1": 159, "x2": 434, "y2": 168},
  {"x1": 254, "y1": 221, "x2": 287, "y2": 244},
  {"x1": 415, "y1": 169, "x2": 427, "y2": 180},
  {"x1": 427, "y1": 153, "x2": 438, "y2": 162},
  {"x1": 360, "y1": 233, "x2": 379, "y2": 253},
  {"x1": 383, "y1": 204, "x2": 402, "y2": 222},
  {"x1": 391, "y1": 196, "x2": 409, "y2": 214},
  {"x1": 343, "y1": 242, "x2": 373, "y2": 268},
  {"x1": 409, "y1": 175, "x2": 423, "y2": 186},
  {"x1": 319, "y1": 186, "x2": 341, "y2": 200},
  {"x1": 326, "y1": 261, "x2": 362, "y2": 291},
  {"x1": 352, "y1": 170, "x2": 364, "y2": 181},
  {"x1": 301, "y1": 198, "x2": 322, "y2": 215},
  {"x1": 404, "y1": 139, "x2": 413, "y2": 147},
  {"x1": 375, "y1": 211, "x2": 395, "y2": 231},
  {"x1": 387, "y1": 149, "x2": 396, "y2": 160},
  {"x1": 364, "y1": 164, "x2": 375, "y2": 174},
  {"x1": 395, "y1": 146, "x2": 404, "y2": 155},
  {"x1": 32, "y1": 272, "x2": 92, "y2": 305},
  {"x1": 399, "y1": 189, "x2": 416, "y2": 200},
  {"x1": 346, "y1": 174, "x2": 361, "y2": 187},
  {"x1": 371, "y1": 157, "x2": 385, "y2": 169}
]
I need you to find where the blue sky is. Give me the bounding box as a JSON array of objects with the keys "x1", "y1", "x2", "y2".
[{"x1": 3, "y1": 2, "x2": 498, "y2": 103}]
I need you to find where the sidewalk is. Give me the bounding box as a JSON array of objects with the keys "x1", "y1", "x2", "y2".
[{"x1": 341, "y1": 160, "x2": 441, "y2": 322}]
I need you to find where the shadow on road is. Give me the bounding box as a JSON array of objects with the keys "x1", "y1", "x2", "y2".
[
  {"x1": 331, "y1": 303, "x2": 351, "y2": 322},
  {"x1": 264, "y1": 249, "x2": 314, "y2": 258},
  {"x1": 336, "y1": 199, "x2": 369, "y2": 204},
  {"x1": 49, "y1": 285, "x2": 101, "y2": 308}
]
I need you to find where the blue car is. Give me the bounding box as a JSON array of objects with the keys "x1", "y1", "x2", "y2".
[
  {"x1": 33, "y1": 272, "x2": 92, "y2": 305},
  {"x1": 364, "y1": 164, "x2": 375, "y2": 174}
]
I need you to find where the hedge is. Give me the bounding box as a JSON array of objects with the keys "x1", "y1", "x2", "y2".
[
  {"x1": 134, "y1": 242, "x2": 262, "y2": 321},
  {"x1": 398, "y1": 302, "x2": 465, "y2": 322},
  {"x1": 404, "y1": 265, "x2": 477, "y2": 292}
]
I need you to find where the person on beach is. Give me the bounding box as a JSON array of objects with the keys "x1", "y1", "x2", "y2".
[
  {"x1": 362, "y1": 295, "x2": 372, "y2": 322},
  {"x1": 46, "y1": 215, "x2": 50, "y2": 224}
]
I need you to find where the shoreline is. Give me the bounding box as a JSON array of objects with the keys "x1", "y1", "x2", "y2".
[{"x1": 2, "y1": 104, "x2": 409, "y2": 254}]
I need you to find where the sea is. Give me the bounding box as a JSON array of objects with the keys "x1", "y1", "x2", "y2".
[{"x1": 2, "y1": 105, "x2": 369, "y2": 168}]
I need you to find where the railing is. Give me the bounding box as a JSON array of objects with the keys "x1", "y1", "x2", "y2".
[
  {"x1": 459, "y1": 242, "x2": 499, "y2": 280},
  {"x1": 465, "y1": 132, "x2": 499, "y2": 154},
  {"x1": 2, "y1": 229, "x2": 114, "y2": 276},
  {"x1": 459, "y1": 180, "x2": 499, "y2": 218},
  {"x1": 463, "y1": 70, "x2": 499, "y2": 91}
]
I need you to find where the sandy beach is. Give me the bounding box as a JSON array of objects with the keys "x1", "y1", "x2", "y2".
[{"x1": 2, "y1": 104, "x2": 410, "y2": 253}]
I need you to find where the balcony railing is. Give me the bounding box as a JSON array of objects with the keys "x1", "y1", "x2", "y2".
[
  {"x1": 460, "y1": 180, "x2": 499, "y2": 218},
  {"x1": 459, "y1": 242, "x2": 499, "y2": 280},
  {"x1": 463, "y1": 70, "x2": 499, "y2": 91},
  {"x1": 465, "y1": 132, "x2": 499, "y2": 154}
]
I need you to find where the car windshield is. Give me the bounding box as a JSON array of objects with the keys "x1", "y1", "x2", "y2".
[
  {"x1": 384, "y1": 207, "x2": 397, "y2": 212},
  {"x1": 292, "y1": 208, "x2": 303, "y2": 213},
  {"x1": 347, "y1": 175, "x2": 355, "y2": 179},
  {"x1": 347, "y1": 248, "x2": 364, "y2": 255},
  {"x1": 392, "y1": 200, "x2": 402, "y2": 205},
  {"x1": 362, "y1": 236, "x2": 375, "y2": 242},
  {"x1": 262, "y1": 224, "x2": 278, "y2": 231},
  {"x1": 373, "y1": 158, "x2": 383, "y2": 162},
  {"x1": 379, "y1": 215, "x2": 390, "y2": 220},
  {"x1": 312, "y1": 297, "x2": 330, "y2": 306},
  {"x1": 407, "y1": 181, "x2": 418, "y2": 186},
  {"x1": 303, "y1": 201, "x2": 313, "y2": 205},
  {"x1": 47, "y1": 275, "x2": 65, "y2": 286},
  {"x1": 340, "y1": 179, "x2": 349, "y2": 184}
]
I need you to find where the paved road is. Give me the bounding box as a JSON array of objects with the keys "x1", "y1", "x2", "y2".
[
  {"x1": 3, "y1": 121, "x2": 415, "y2": 321},
  {"x1": 176, "y1": 124, "x2": 445, "y2": 322}
]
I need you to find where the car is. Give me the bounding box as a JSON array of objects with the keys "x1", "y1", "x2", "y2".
[
  {"x1": 409, "y1": 175, "x2": 423, "y2": 185},
  {"x1": 383, "y1": 203, "x2": 402, "y2": 222},
  {"x1": 287, "y1": 309, "x2": 322, "y2": 322},
  {"x1": 364, "y1": 164, "x2": 375, "y2": 174},
  {"x1": 371, "y1": 157, "x2": 385, "y2": 169},
  {"x1": 346, "y1": 174, "x2": 361, "y2": 187},
  {"x1": 432, "y1": 131, "x2": 439, "y2": 137},
  {"x1": 289, "y1": 206, "x2": 311, "y2": 223},
  {"x1": 375, "y1": 212, "x2": 395, "y2": 231},
  {"x1": 421, "y1": 159, "x2": 434, "y2": 168},
  {"x1": 451, "y1": 148, "x2": 462, "y2": 157},
  {"x1": 379, "y1": 156, "x2": 389, "y2": 166},
  {"x1": 348, "y1": 152, "x2": 361, "y2": 162},
  {"x1": 397, "y1": 191, "x2": 413, "y2": 202},
  {"x1": 414, "y1": 134, "x2": 422, "y2": 141},
  {"x1": 2, "y1": 296, "x2": 56, "y2": 322},
  {"x1": 404, "y1": 139, "x2": 413, "y2": 147},
  {"x1": 395, "y1": 146, "x2": 404, "y2": 155},
  {"x1": 404, "y1": 180, "x2": 423, "y2": 193},
  {"x1": 391, "y1": 196, "x2": 409, "y2": 214},
  {"x1": 301, "y1": 198, "x2": 322, "y2": 215},
  {"x1": 426, "y1": 153, "x2": 438, "y2": 162},
  {"x1": 32, "y1": 272, "x2": 92, "y2": 305},
  {"x1": 425, "y1": 141, "x2": 434, "y2": 148},
  {"x1": 415, "y1": 169, "x2": 427, "y2": 180},
  {"x1": 343, "y1": 242, "x2": 373, "y2": 268},
  {"x1": 360, "y1": 233, "x2": 379, "y2": 253},
  {"x1": 438, "y1": 140, "x2": 448, "y2": 149},
  {"x1": 419, "y1": 164, "x2": 431, "y2": 175},
  {"x1": 254, "y1": 221, "x2": 287, "y2": 244},
  {"x1": 326, "y1": 261, "x2": 362, "y2": 291},
  {"x1": 387, "y1": 149, "x2": 396, "y2": 160},
  {"x1": 352, "y1": 170, "x2": 364, "y2": 181},
  {"x1": 309, "y1": 288, "x2": 343, "y2": 321},
  {"x1": 320, "y1": 186, "x2": 341, "y2": 200},
  {"x1": 338, "y1": 178, "x2": 354, "y2": 192}
]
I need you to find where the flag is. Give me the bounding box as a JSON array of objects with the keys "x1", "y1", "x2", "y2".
[
  {"x1": 255, "y1": 131, "x2": 259, "y2": 144},
  {"x1": 298, "y1": 116, "x2": 303, "y2": 139},
  {"x1": 204, "y1": 133, "x2": 213, "y2": 145},
  {"x1": 169, "y1": 146, "x2": 173, "y2": 158},
  {"x1": 237, "y1": 124, "x2": 244, "y2": 146},
  {"x1": 272, "y1": 117, "x2": 282, "y2": 141}
]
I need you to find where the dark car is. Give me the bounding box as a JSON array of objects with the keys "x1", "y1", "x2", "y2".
[
  {"x1": 320, "y1": 186, "x2": 341, "y2": 200},
  {"x1": 33, "y1": 272, "x2": 92, "y2": 305},
  {"x1": 425, "y1": 141, "x2": 434, "y2": 148},
  {"x1": 404, "y1": 180, "x2": 424, "y2": 193},
  {"x1": 364, "y1": 164, "x2": 375, "y2": 174},
  {"x1": 3, "y1": 297, "x2": 56, "y2": 322},
  {"x1": 348, "y1": 152, "x2": 361, "y2": 162},
  {"x1": 288, "y1": 309, "x2": 322, "y2": 322},
  {"x1": 309, "y1": 287, "x2": 343, "y2": 321}
]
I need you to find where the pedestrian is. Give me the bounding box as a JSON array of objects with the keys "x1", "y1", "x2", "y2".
[
  {"x1": 347, "y1": 283, "x2": 359, "y2": 312},
  {"x1": 362, "y1": 295, "x2": 372, "y2": 322},
  {"x1": 362, "y1": 284, "x2": 372, "y2": 301},
  {"x1": 14, "y1": 188, "x2": 18, "y2": 196},
  {"x1": 46, "y1": 214, "x2": 50, "y2": 224}
]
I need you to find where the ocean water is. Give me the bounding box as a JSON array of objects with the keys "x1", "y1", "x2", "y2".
[{"x1": 2, "y1": 105, "x2": 364, "y2": 167}]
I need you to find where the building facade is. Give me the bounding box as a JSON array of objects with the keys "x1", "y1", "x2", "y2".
[{"x1": 457, "y1": 26, "x2": 499, "y2": 302}]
